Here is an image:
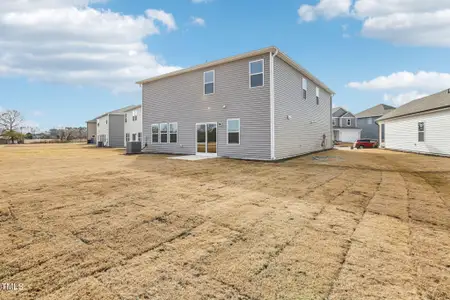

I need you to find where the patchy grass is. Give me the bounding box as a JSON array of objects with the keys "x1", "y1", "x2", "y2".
[{"x1": 0, "y1": 144, "x2": 449, "y2": 300}]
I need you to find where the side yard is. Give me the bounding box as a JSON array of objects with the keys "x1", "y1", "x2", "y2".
[{"x1": 0, "y1": 144, "x2": 449, "y2": 300}]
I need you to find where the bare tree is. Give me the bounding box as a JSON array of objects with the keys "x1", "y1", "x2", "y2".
[{"x1": 0, "y1": 110, "x2": 23, "y2": 132}]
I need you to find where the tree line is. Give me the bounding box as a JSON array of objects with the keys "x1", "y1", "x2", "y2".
[{"x1": 0, "y1": 109, "x2": 87, "y2": 143}]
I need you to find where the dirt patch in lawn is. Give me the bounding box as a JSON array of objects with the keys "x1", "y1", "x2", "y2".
[{"x1": 0, "y1": 144, "x2": 449, "y2": 299}]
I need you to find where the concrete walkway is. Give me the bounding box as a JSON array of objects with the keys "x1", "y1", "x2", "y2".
[{"x1": 168, "y1": 155, "x2": 217, "y2": 161}]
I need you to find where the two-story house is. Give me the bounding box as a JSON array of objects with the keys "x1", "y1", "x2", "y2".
[
  {"x1": 137, "y1": 47, "x2": 335, "y2": 161},
  {"x1": 332, "y1": 107, "x2": 361, "y2": 143},
  {"x1": 86, "y1": 105, "x2": 140, "y2": 147},
  {"x1": 355, "y1": 104, "x2": 395, "y2": 140},
  {"x1": 124, "y1": 105, "x2": 142, "y2": 146}
]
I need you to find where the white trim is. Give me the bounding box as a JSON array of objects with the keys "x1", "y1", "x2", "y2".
[
  {"x1": 169, "y1": 122, "x2": 178, "y2": 144},
  {"x1": 195, "y1": 122, "x2": 218, "y2": 157},
  {"x1": 226, "y1": 118, "x2": 241, "y2": 145},
  {"x1": 203, "y1": 70, "x2": 215, "y2": 95},
  {"x1": 160, "y1": 123, "x2": 168, "y2": 144},
  {"x1": 269, "y1": 51, "x2": 276, "y2": 159},
  {"x1": 151, "y1": 123, "x2": 159, "y2": 144},
  {"x1": 249, "y1": 59, "x2": 264, "y2": 88}
]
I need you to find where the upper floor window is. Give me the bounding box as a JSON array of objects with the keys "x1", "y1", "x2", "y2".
[
  {"x1": 204, "y1": 70, "x2": 215, "y2": 95},
  {"x1": 347, "y1": 119, "x2": 351, "y2": 126},
  {"x1": 368, "y1": 118, "x2": 373, "y2": 125},
  {"x1": 302, "y1": 78, "x2": 307, "y2": 99},
  {"x1": 316, "y1": 87, "x2": 320, "y2": 105},
  {"x1": 151, "y1": 124, "x2": 159, "y2": 143},
  {"x1": 418, "y1": 122, "x2": 425, "y2": 142},
  {"x1": 332, "y1": 119, "x2": 336, "y2": 126},
  {"x1": 125, "y1": 114, "x2": 128, "y2": 123},
  {"x1": 249, "y1": 60, "x2": 264, "y2": 88},
  {"x1": 132, "y1": 110, "x2": 138, "y2": 121}
]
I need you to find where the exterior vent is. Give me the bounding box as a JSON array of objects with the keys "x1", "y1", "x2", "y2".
[{"x1": 126, "y1": 141, "x2": 142, "y2": 154}]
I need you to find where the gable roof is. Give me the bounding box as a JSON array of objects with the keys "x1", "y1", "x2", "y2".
[
  {"x1": 378, "y1": 88, "x2": 450, "y2": 121},
  {"x1": 136, "y1": 46, "x2": 334, "y2": 95},
  {"x1": 332, "y1": 107, "x2": 348, "y2": 118},
  {"x1": 342, "y1": 112, "x2": 355, "y2": 118},
  {"x1": 356, "y1": 104, "x2": 396, "y2": 118},
  {"x1": 86, "y1": 105, "x2": 139, "y2": 123}
]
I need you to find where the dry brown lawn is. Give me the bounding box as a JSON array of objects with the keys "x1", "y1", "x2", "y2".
[{"x1": 0, "y1": 144, "x2": 449, "y2": 300}]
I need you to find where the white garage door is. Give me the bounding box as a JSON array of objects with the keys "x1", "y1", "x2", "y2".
[{"x1": 340, "y1": 130, "x2": 361, "y2": 143}]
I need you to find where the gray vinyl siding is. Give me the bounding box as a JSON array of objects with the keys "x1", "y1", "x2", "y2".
[
  {"x1": 358, "y1": 117, "x2": 380, "y2": 140},
  {"x1": 273, "y1": 56, "x2": 332, "y2": 159},
  {"x1": 340, "y1": 117, "x2": 357, "y2": 128},
  {"x1": 142, "y1": 54, "x2": 271, "y2": 160},
  {"x1": 108, "y1": 114, "x2": 125, "y2": 148}
]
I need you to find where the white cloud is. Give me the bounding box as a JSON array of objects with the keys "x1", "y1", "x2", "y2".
[
  {"x1": 298, "y1": 0, "x2": 352, "y2": 22},
  {"x1": 191, "y1": 0, "x2": 211, "y2": 3},
  {"x1": 347, "y1": 71, "x2": 450, "y2": 91},
  {"x1": 0, "y1": 1, "x2": 180, "y2": 92},
  {"x1": 145, "y1": 9, "x2": 177, "y2": 31},
  {"x1": 383, "y1": 91, "x2": 429, "y2": 106},
  {"x1": 191, "y1": 17, "x2": 205, "y2": 26},
  {"x1": 298, "y1": 0, "x2": 450, "y2": 47}
]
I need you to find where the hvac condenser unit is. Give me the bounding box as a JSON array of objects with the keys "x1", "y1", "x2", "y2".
[{"x1": 126, "y1": 142, "x2": 142, "y2": 154}]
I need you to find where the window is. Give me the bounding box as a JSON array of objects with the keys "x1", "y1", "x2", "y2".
[
  {"x1": 160, "y1": 123, "x2": 168, "y2": 143},
  {"x1": 302, "y1": 78, "x2": 308, "y2": 100},
  {"x1": 204, "y1": 71, "x2": 215, "y2": 95},
  {"x1": 126, "y1": 133, "x2": 130, "y2": 142},
  {"x1": 418, "y1": 122, "x2": 425, "y2": 142},
  {"x1": 151, "y1": 124, "x2": 159, "y2": 143},
  {"x1": 227, "y1": 119, "x2": 240, "y2": 144},
  {"x1": 316, "y1": 87, "x2": 320, "y2": 105},
  {"x1": 132, "y1": 133, "x2": 136, "y2": 141},
  {"x1": 169, "y1": 122, "x2": 178, "y2": 143},
  {"x1": 106, "y1": 120, "x2": 108, "y2": 124},
  {"x1": 249, "y1": 60, "x2": 264, "y2": 88},
  {"x1": 138, "y1": 133, "x2": 142, "y2": 142},
  {"x1": 132, "y1": 110, "x2": 138, "y2": 121},
  {"x1": 97, "y1": 122, "x2": 99, "y2": 127},
  {"x1": 381, "y1": 124, "x2": 385, "y2": 143},
  {"x1": 368, "y1": 118, "x2": 373, "y2": 125},
  {"x1": 125, "y1": 114, "x2": 128, "y2": 123},
  {"x1": 347, "y1": 119, "x2": 351, "y2": 126},
  {"x1": 332, "y1": 119, "x2": 336, "y2": 126}
]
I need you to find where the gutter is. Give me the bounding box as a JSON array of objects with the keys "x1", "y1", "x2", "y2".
[{"x1": 270, "y1": 48, "x2": 279, "y2": 160}]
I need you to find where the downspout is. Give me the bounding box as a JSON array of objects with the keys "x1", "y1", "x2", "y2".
[{"x1": 270, "y1": 48, "x2": 279, "y2": 160}]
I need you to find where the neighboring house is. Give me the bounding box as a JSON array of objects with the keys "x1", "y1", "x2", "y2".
[
  {"x1": 86, "y1": 119, "x2": 97, "y2": 143},
  {"x1": 137, "y1": 46, "x2": 334, "y2": 161},
  {"x1": 355, "y1": 104, "x2": 395, "y2": 140},
  {"x1": 377, "y1": 88, "x2": 450, "y2": 156},
  {"x1": 332, "y1": 107, "x2": 361, "y2": 143},
  {"x1": 86, "y1": 105, "x2": 139, "y2": 148},
  {"x1": 123, "y1": 105, "x2": 142, "y2": 147}
]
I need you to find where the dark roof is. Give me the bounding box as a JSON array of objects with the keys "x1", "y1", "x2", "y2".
[
  {"x1": 332, "y1": 107, "x2": 347, "y2": 118},
  {"x1": 86, "y1": 105, "x2": 140, "y2": 123},
  {"x1": 378, "y1": 88, "x2": 450, "y2": 121},
  {"x1": 355, "y1": 104, "x2": 396, "y2": 118}
]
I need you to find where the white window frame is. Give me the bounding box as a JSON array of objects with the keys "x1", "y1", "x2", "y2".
[
  {"x1": 151, "y1": 124, "x2": 159, "y2": 144},
  {"x1": 169, "y1": 122, "x2": 178, "y2": 144},
  {"x1": 204, "y1": 70, "x2": 215, "y2": 95},
  {"x1": 160, "y1": 123, "x2": 169, "y2": 144},
  {"x1": 316, "y1": 87, "x2": 320, "y2": 105},
  {"x1": 125, "y1": 114, "x2": 128, "y2": 123},
  {"x1": 418, "y1": 122, "x2": 425, "y2": 142},
  {"x1": 347, "y1": 119, "x2": 351, "y2": 126},
  {"x1": 302, "y1": 78, "x2": 308, "y2": 100},
  {"x1": 227, "y1": 118, "x2": 241, "y2": 145},
  {"x1": 138, "y1": 132, "x2": 142, "y2": 142},
  {"x1": 125, "y1": 133, "x2": 130, "y2": 142},
  {"x1": 249, "y1": 59, "x2": 264, "y2": 88}
]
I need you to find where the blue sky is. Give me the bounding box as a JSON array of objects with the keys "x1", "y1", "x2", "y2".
[{"x1": 1, "y1": 0, "x2": 450, "y2": 131}]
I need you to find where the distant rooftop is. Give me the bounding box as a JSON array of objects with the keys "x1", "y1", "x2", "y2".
[
  {"x1": 356, "y1": 104, "x2": 396, "y2": 118},
  {"x1": 86, "y1": 105, "x2": 141, "y2": 123},
  {"x1": 378, "y1": 89, "x2": 450, "y2": 121}
]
